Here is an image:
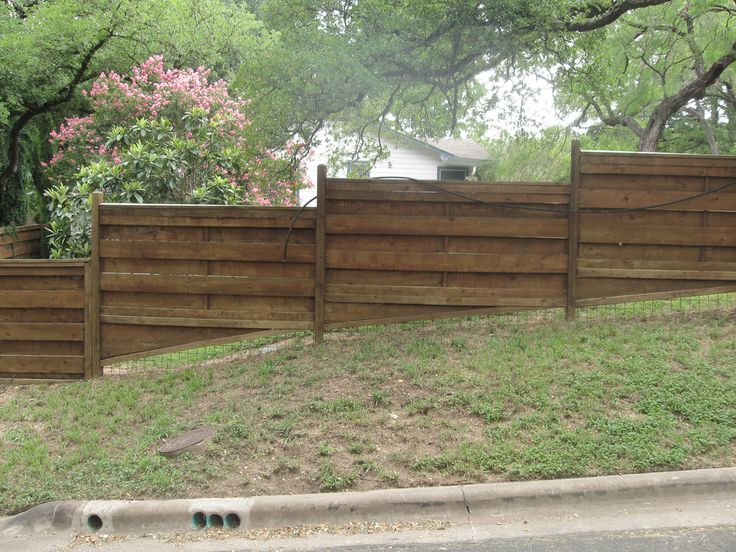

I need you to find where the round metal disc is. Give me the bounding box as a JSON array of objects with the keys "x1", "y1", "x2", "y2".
[{"x1": 157, "y1": 427, "x2": 215, "y2": 457}]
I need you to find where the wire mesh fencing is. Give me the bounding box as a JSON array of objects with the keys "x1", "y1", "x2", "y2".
[{"x1": 102, "y1": 292, "x2": 735, "y2": 377}]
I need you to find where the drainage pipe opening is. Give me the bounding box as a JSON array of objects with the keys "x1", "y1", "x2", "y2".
[
  {"x1": 192, "y1": 511, "x2": 207, "y2": 529},
  {"x1": 207, "y1": 513, "x2": 224, "y2": 528},
  {"x1": 224, "y1": 513, "x2": 241, "y2": 529},
  {"x1": 87, "y1": 514, "x2": 103, "y2": 532}
]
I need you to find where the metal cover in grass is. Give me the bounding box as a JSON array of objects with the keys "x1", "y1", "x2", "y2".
[{"x1": 158, "y1": 427, "x2": 215, "y2": 457}]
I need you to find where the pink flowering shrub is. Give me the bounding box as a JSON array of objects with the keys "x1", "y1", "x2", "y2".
[{"x1": 44, "y1": 56, "x2": 304, "y2": 258}]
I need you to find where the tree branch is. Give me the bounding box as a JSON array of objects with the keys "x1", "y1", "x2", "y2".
[
  {"x1": 565, "y1": 0, "x2": 671, "y2": 32},
  {"x1": 0, "y1": 28, "x2": 115, "y2": 193},
  {"x1": 640, "y1": 41, "x2": 736, "y2": 150}
]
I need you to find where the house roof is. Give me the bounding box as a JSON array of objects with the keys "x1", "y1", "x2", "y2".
[{"x1": 422, "y1": 138, "x2": 491, "y2": 162}]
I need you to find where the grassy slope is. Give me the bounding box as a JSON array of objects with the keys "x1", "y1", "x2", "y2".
[{"x1": 1, "y1": 308, "x2": 735, "y2": 516}]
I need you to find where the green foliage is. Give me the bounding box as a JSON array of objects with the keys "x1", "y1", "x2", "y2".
[
  {"x1": 478, "y1": 128, "x2": 572, "y2": 182},
  {"x1": 0, "y1": 0, "x2": 274, "y2": 220},
  {"x1": 548, "y1": 0, "x2": 736, "y2": 151}
]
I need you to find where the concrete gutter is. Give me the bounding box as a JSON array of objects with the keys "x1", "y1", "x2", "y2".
[{"x1": 2, "y1": 467, "x2": 735, "y2": 537}]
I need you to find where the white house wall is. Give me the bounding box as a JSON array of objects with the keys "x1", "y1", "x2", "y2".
[{"x1": 369, "y1": 144, "x2": 440, "y2": 180}]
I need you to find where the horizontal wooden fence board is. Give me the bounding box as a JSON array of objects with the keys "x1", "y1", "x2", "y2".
[
  {"x1": 576, "y1": 277, "x2": 729, "y2": 299},
  {"x1": 326, "y1": 250, "x2": 568, "y2": 273},
  {"x1": 448, "y1": 236, "x2": 568, "y2": 255},
  {"x1": 325, "y1": 189, "x2": 570, "y2": 204},
  {"x1": 578, "y1": 244, "x2": 702, "y2": 261},
  {"x1": 578, "y1": 258, "x2": 736, "y2": 272},
  {"x1": 580, "y1": 225, "x2": 736, "y2": 247},
  {"x1": 0, "y1": 290, "x2": 84, "y2": 308},
  {"x1": 576, "y1": 285, "x2": 736, "y2": 307},
  {"x1": 0, "y1": 308, "x2": 84, "y2": 323},
  {"x1": 101, "y1": 306, "x2": 314, "y2": 322},
  {"x1": 578, "y1": 268, "x2": 736, "y2": 281},
  {"x1": 326, "y1": 284, "x2": 564, "y2": 307},
  {"x1": 580, "y1": 162, "x2": 736, "y2": 178},
  {"x1": 325, "y1": 215, "x2": 568, "y2": 238},
  {"x1": 100, "y1": 240, "x2": 314, "y2": 262},
  {"x1": 0, "y1": 275, "x2": 84, "y2": 290},
  {"x1": 0, "y1": 323, "x2": 84, "y2": 341},
  {"x1": 100, "y1": 324, "x2": 265, "y2": 360},
  {"x1": 0, "y1": 341, "x2": 84, "y2": 355},
  {"x1": 2, "y1": 241, "x2": 41, "y2": 258},
  {"x1": 580, "y1": 210, "x2": 708, "y2": 227},
  {"x1": 579, "y1": 189, "x2": 736, "y2": 211},
  {"x1": 0, "y1": 355, "x2": 85, "y2": 374},
  {"x1": 0, "y1": 225, "x2": 43, "y2": 246},
  {"x1": 100, "y1": 273, "x2": 314, "y2": 296},
  {"x1": 100, "y1": 315, "x2": 312, "y2": 330},
  {"x1": 579, "y1": 174, "x2": 731, "y2": 192}
]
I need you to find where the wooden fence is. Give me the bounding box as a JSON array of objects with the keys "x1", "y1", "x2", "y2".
[
  {"x1": 0, "y1": 260, "x2": 91, "y2": 382},
  {"x1": 0, "y1": 224, "x2": 44, "y2": 259},
  {"x1": 1, "y1": 145, "x2": 735, "y2": 381}
]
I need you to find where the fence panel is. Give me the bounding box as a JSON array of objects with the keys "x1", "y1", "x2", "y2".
[
  {"x1": 97, "y1": 204, "x2": 316, "y2": 362},
  {"x1": 0, "y1": 224, "x2": 44, "y2": 259},
  {"x1": 323, "y1": 178, "x2": 570, "y2": 329},
  {"x1": 0, "y1": 260, "x2": 88, "y2": 381},
  {"x1": 575, "y1": 151, "x2": 736, "y2": 306}
]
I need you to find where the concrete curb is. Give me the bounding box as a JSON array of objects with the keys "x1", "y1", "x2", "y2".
[{"x1": 1, "y1": 467, "x2": 734, "y2": 536}]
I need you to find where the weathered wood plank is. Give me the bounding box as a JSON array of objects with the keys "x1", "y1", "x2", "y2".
[
  {"x1": 579, "y1": 173, "x2": 724, "y2": 192},
  {"x1": 576, "y1": 277, "x2": 727, "y2": 299},
  {"x1": 100, "y1": 305, "x2": 314, "y2": 322},
  {"x1": 579, "y1": 189, "x2": 736, "y2": 211},
  {"x1": 580, "y1": 224, "x2": 736, "y2": 246},
  {"x1": 99, "y1": 273, "x2": 314, "y2": 296},
  {"x1": 326, "y1": 180, "x2": 568, "y2": 194},
  {"x1": 0, "y1": 308, "x2": 84, "y2": 323},
  {"x1": 0, "y1": 275, "x2": 84, "y2": 290},
  {"x1": 0, "y1": 341, "x2": 84, "y2": 355},
  {"x1": 100, "y1": 314, "x2": 312, "y2": 330},
  {"x1": 325, "y1": 215, "x2": 568, "y2": 238},
  {"x1": 0, "y1": 290, "x2": 84, "y2": 308},
  {"x1": 578, "y1": 258, "x2": 736, "y2": 272},
  {"x1": 0, "y1": 323, "x2": 84, "y2": 341},
  {"x1": 326, "y1": 286, "x2": 564, "y2": 307},
  {"x1": 100, "y1": 324, "x2": 261, "y2": 359},
  {"x1": 100, "y1": 240, "x2": 315, "y2": 262},
  {"x1": 578, "y1": 268, "x2": 736, "y2": 280},
  {"x1": 326, "y1": 250, "x2": 568, "y2": 273},
  {"x1": 0, "y1": 355, "x2": 85, "y2": 374}
]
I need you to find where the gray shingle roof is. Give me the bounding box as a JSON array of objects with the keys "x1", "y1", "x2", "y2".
[{"x1": 422, "y1": 138, "x2": 490, "y2": 162}]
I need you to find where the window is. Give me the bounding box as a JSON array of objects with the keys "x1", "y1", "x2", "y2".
[
  {"x1": 437, "y1": 167, "x2": 468, "y2": 181},
  {"x1": 346, "y1": 160, "x2": 371, "y2": 178}
]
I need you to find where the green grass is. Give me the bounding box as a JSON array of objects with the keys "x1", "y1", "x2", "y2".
[{"x1": 0, "y1": 298, "x2": 734, "y2": 515}]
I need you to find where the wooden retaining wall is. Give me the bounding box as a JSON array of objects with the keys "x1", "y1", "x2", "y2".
[
  {"x1": 0, "y1": 260, "x2": 90, "y2": 381},
  {"x1": 1, "y1": 145, "x2": 735, "y2": 380},
  {"x1": 0, "y1": 224, "x2": 44, "y2": 259}
]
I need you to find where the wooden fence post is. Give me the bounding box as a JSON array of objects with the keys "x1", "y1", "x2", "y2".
[
  {"x1": 90, "y1": 190, "x2": 103, "y2": 377},
  {"x1": 314, "y1": 165, "x2": 327, "y2": 344},
  {"x1": 566, "y1": 140, "x2": 581, "y2": 321}
]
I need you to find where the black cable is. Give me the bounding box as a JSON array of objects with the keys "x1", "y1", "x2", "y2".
[
  {"x1": 282, "y1": 174, "x2": 736, "y2": 259},
  {"x1": 281, "y1": 195, "x2": 317, "y2": 262},
  {"x1": 371, "y1": 175, "x2": 736, "y2": 214}
]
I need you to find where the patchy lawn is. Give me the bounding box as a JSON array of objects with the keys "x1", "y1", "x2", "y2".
[{"x1": 1, "y1": 305, "x2": 735, "y2": 516}]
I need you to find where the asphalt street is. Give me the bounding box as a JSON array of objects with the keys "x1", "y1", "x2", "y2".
[{"x1": 308, "y1": 526, "x2": 736, "y2": 552}]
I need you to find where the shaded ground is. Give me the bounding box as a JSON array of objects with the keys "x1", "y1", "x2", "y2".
[{"x1": 1, "y1": 304, "x2": 735, "y2": 515}]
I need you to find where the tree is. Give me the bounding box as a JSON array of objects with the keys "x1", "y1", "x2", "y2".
[
  {"x1": 237, "y1": 0, "x2": 677, "y2": 160},
  {"x1": 44, "y1": 57, "x2": 303, "y2": 258},
  {"x1": 0, "y1": 0, "x2": 273, "y2": 202},
  {"x1": 548, "y1": 0, "x2": 736, "y2": 151}
]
